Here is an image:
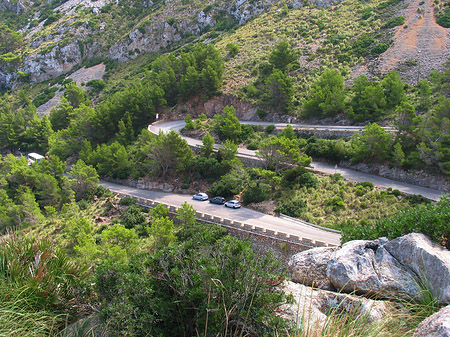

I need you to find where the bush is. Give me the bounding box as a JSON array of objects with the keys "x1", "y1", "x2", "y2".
[
  {"x1": 276, "y1": 197, "x2": 307, "y2": 217},
  {"x1": 282, "y1": 166, "x2": 319, "y2": 189},
  {"x1": 86, "y1": 79, "x2": 106, "y2": 95},
  {"x1": 265, "y1": 124, "x2": 276, "y2": 134},
  {"x1": 325, "y1": 196, "x2": 346, "y2": 211},
  {"x1": 371, "y1": 43, "x2": 389, "y2": 54},
  {"x1": 119, "y1": 197, "x2": 136, "y2": 206},
  {"x1": 242, "y1": 183, "x2": 271, "y2": 204},
  {"x1": 342, "y1": 196, "x2": 449, "y2": 248},
  {"x1": 383, "y1": 16, "x2": 405, "y2": 28},
  {"x1": 96, "y1": 235, "x2": 288, "y2": 336}
]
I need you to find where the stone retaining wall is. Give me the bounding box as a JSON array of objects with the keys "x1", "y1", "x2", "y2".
[{"x1": 112, "y1": 192, "x2": 336, "y2": 261}]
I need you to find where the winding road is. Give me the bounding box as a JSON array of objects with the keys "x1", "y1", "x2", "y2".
[
  {"x1": 150, "y1": 120, "x2": 444, "y2": 201},
  {"x1": 100, "y1": 180, "x2": 341, "y2": 246}
]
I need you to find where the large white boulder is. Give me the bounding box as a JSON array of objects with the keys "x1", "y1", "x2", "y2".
[
  {"x1": 326, "y1": 238, "x2": 422, "y2": 299},
  {"x1": 384, "y1": 233, "x2": 450, "y2": 305},
  {"x1": 280, "y1": 281, "x2": 392, "y2": 331},
  {"x1": 288, "y1": 247, "x2": 336, "y2": 290},
  {"x1": 413, "y1": 305, "x2": 450, "y2": 337}
]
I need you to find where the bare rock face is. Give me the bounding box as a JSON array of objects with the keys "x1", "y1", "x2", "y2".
[
  {"x1": 384, "y1": 233, "x2": 450, "y2": 305},
  {"x1": 413, "y1": 305, "x2": 450, "y2": 337},
  {"x1": 280, "y1": 281, "x2": 392, "y2": 331},
  {"x1": 326, "y1": 238, "x2": 422, "y2": 299},
  {"x1": 288, "y1": 247, "x2": 336, "y2": 290}
]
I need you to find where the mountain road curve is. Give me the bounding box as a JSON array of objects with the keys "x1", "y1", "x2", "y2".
[
  {"x1": 100, "y1": 180, "x2": 342, "y2": 246},
  {"x1": 149, "y1": 120, "x2": 444, "y2": 201}
]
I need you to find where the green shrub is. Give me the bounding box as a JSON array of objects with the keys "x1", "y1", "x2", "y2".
[
  {"x1": 371, "y1": 43, "x2": 389, "y2": 54},
  {"x1": 96, "y1": 235, "x2": 288, "y2": 336},
  {"x1": 119, "y1": 197, "x2": 136, "y2": 206},
  {"x1": 342, "y1": 196, "x2": 449, "y2": 248},
  {"x1": 242, "y1": 183, "x2": 271, "y2": 204},
  {"x1": 86, "y1": 79, "x2": 106, "y2": 95},
  {"x1": 436, "y1": 8, "x2": 450, "y2": 28},
  {"x1": 265, "y1": 124, "x2": 276, "y2": 134},
  {"x1": 356, "y1": 181, "x2": 374, "y2": 190},
  {"x1": 276, "y1": 197, "x2": 307, "y2": 217},
  {"x1": 226, "y1": 42, "x2": 239, "y2": 57},
  {"x1": 326, "y1": 196, "x2": 346, "y2": 211},
  {"x1": 383, "y1": 16, "x2": 405, "y2": 28},
  {"x1": 282, "y1": 166, "x2": 319, "y2": 189}
]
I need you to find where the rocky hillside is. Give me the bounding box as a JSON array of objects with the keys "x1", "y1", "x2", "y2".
[{"x1": 0, "y1": 0, "x2": 448, "y2": 92}]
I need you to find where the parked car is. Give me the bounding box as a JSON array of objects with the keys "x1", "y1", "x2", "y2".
[
  {"x1": 224, "y1": 200, "x2": 241, "y2": 208},
  {"x1": 209, "y1": 196, "x2": 225, "y2": 205},
  {"x1": 192, "y1": 192, "x2": 208, "y2": 201}
]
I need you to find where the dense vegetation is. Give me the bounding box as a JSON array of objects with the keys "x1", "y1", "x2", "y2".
[{"x1": 0, "y1": 0, "x2": 449, "y2": 334}]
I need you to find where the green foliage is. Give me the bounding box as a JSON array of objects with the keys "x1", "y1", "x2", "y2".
[
  {"x1": 145, "y1": 130, "x2": 193, "y2": 178},
  {"x1": 351, "y1": 123, "x2": 393, "y2": 163},
  {"x1": 257, "y1": 135, "x2": 311, "y2": 173},
  {"x1": 147, "y1": 216, "x2": 176, "y2": 250},
  {"x1": 200, "y1": 131, "x2": 215, "y2": 157},
  {"x1": 371, "y1": 43, "x2": 389, "y2": 55},
  {"x1": 64, "y1": 82, "x2": 90, "y2": 109},
  {"x1": 282, "y1": 166, "x2": 319, "y2": 189},
  {"x1": 86, "y1": 79, "x2": 106, "y2": 95},
  {"x1": 352, "y1": 34, "x2": 374, "y2": 57},
  {"x1": 269, "y1": 40, "x2": 296, "y2": 71},
  {"x1": 436, "y1": 7, "x2": 450, "y2": 28},
  {"x1": 226, "y1": 42, "x2": 239, "y2": 58},
  {"x1": 213, "y1": 105, "x2": 242, "y2": 142},
  {"x1": 242, "y1": 182, "x2": 271, "y2": 204},
  {"x1": 381, "y1": 71, "x2": 405, "y2": 109},
  {"x1": 32, "y1": 86, "x2": 58, "y2": 107},
  {"x1": 383, "y1": 16, "x2": 405, "y2": 28},
  {"x1": 303, "y1": 69, "x2": 346, "y2": 118},
  {"x1": 101, "y1": 224, "x2": 138, "y2": 262},
  {"x1": 342, "y1": 196, "x2": 450, "y2": 249},
  {"x1": 88, "y1": 141, "x2": 131, "y2": 179},
  {"x1": 208, "y1": 167, "x2": 247, "y2": 198},
  {"x1": 176, "y1": 201, "x2": 196, "y2": 226},
  {"x1": 304, "y1": 137, "x2": 351, "y2": 162},
  {"x1": 0, "y1": 24, "x2": 23, "y2": 55},
  {"x1": 348, "y1": 75, "x2": 386, "y2": 122},
  {"x1": 266, "y1": 69, "x2": 294, "y2": 112},
  {"x1": 96, "y1": 234, "x2": 287, "y2": 336},
  {"x1": 276, "y1": 196, "x2": 307, "y2": 217},
  {"x1": 325, "y1": 196, "x2": 346, "y2": 211},
  {"x1": 0, "y1": 235, "x2": 89, "y2": 312},
  {"x1": 68, "y1": 159, "x2": 99, "y2": 201}
]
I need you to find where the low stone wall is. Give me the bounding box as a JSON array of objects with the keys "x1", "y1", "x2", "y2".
[{"x1": 112, "y1": 191, "x2": 336, "y2": 261}]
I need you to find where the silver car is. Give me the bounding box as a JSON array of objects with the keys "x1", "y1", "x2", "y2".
[
  {"x1": 224, "y1": 200, "x2": 241, "y2": 208},
  {"x1": 192, "y1": 192, "x2": 208, "y2": 201}
]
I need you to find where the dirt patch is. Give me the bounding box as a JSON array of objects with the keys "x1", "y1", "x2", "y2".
[
  {"x1": 36, "y1": 63, "x2": 106, "y2": 115},
  {"x1": 352, "y1": 0, "x2": 450, "y2": 82},
  {"x1": 380, "y1": 0, "x2": 449, "y2": 81}
]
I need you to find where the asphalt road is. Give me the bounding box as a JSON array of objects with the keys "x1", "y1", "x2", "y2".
[
  {"x1": 100, "y1": 180, "x2": 342, "y2": 246},
  {"x1": 150, "y1": 120, "x2": 444, "y2": 201}
]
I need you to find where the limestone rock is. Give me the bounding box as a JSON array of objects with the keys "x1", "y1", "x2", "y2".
[
  {"x1": 280, "y1": 281, "x2": 392, "y2": 331},
  {"x1": 385, "y1": 233, "x2": 450, "y2": 305},
  {"x1": 288, "y1": 247, "x2": 336, "y2": 290},
  {"x1": 413, "y1": 305, "x2": 450, "y2": 337},
  {"x1": 327, "y1": 238, "x2": 422, "y2": 299}
]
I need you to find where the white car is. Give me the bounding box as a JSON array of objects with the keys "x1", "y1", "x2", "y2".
[
  {"x1": 224, "y1": 200, "x2": 241, "y2": 208},
  {"x1": 193, "y1": 192, "x2": 208, "y2": 201}
]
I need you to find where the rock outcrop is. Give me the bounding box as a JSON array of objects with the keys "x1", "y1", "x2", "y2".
[
  {"x1": 327, "y1": 238, "x2": 422, "y2": 299},
  {"x1": 281, "y1": 281, "x2": 393, "y2": 331},
  {"x1": 413, "y1": 305, "x2": 450, "y2": 337},
  {"x1": 289, "y1": 233, "x2": 450, "y2": 304},
  {"x1": 288, "y1": 247, "x2": 336, "y2": 290},
  {"x1": 385, "y1": 233, "x2": 450, "y2": 305}
]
